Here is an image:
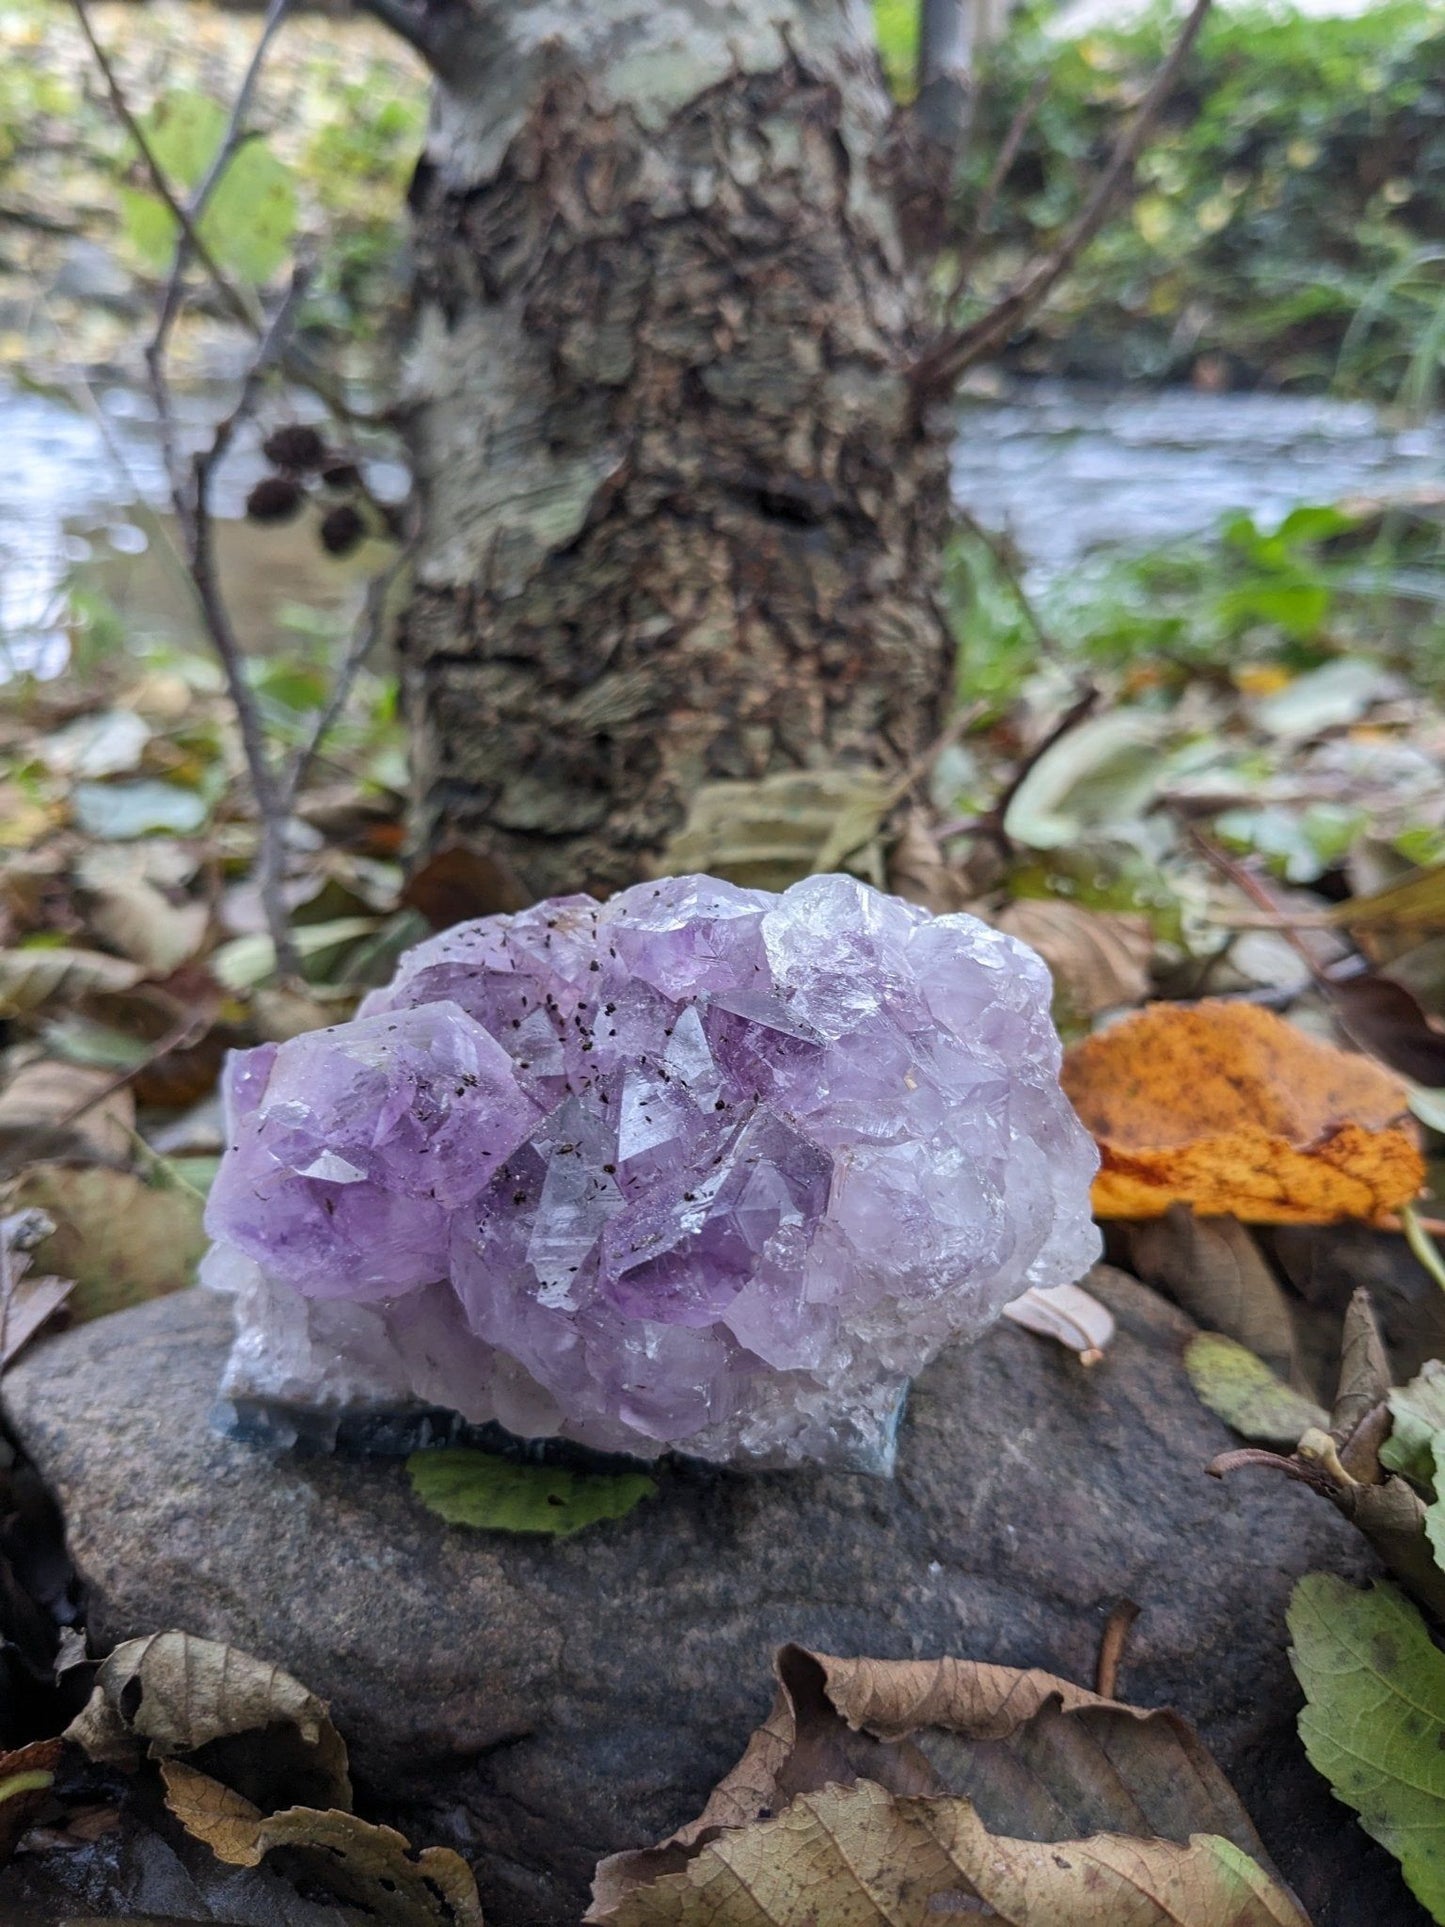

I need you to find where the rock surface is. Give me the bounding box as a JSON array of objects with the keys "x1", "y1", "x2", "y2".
[{"x1": 3, "y1": 1273, "x2": 1420, "y2": 1927}]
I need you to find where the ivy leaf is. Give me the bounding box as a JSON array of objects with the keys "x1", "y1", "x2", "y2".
[
  {"x1": 1288, "y1": 1573, "x2": 1445, "y2": 1917},
  {"x1": 407, "y1": 1448, "x2": 656, "y2": 1538}
]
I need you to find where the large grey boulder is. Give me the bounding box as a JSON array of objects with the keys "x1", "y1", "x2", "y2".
[{"x1": 2, "y1": 1273, "x2": 1417, "y2": 1927}]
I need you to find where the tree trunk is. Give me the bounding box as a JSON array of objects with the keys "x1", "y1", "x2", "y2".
[{"x1": 398, "y1": 0, "x2": 954, "y2": 901}]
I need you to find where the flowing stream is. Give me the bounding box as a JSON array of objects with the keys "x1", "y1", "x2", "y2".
[{"x1": 3, "y1": 372, "x2": 1443, "y2": 679}]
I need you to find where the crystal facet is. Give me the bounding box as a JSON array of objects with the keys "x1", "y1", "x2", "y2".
[{"x1": 204, "y1": 874, "x2": 1100, "y2": 1471}]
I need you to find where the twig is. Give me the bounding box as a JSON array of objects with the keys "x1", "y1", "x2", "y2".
[
  {"x1": 988, "y1": 681, "x2": 1100, "y2": 838},
  {"x1": 148, "y1": 0, "x2": 296, "y2": 443},
  {"x1": 74, "y1": 0, "x2": 404, "y2": 987},
  {"x1": 944, "y1": 67, "x2": 1050, "y2": 309},
  {"x1": 955, "y1": 503, "x2": 1062, "y2": 659},
  {"x1": 913, "y1": 0, "x2": 1212, "y2": 394},
  {"x1": 1403, "y1": 1204, "x2": 1445, "y2": 1295},
  {"x1": 70, "y1": 0, "x2": 260, "y2": 339},
  {"x1": 1094, "y1": 1599, "x2": 1139, "y2": 1700},
  {"x1": 186, "y1": 271, "x2": 313, "y2": 979},
  {"x1": 284, "y1": 550, "x2": 410, "y2": 807}
]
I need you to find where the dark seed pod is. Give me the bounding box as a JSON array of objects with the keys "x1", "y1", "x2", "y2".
[
  {"x1": 319, "y1": 503, "x2": 366, "y2": 556},
  {"x1": 245, "y1": 475, "x2": 305, "y2": 524},
  {"x1": 262, "y1": 423, "x2": 329, "y2": 474},
  {"x1": 320, "y1": 459, "x2": 363, "y2": 491}
]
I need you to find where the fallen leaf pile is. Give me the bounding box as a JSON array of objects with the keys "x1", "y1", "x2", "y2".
[
  {"x1": 589, "y1": 1644, "x2": 1310, "y2": 1926},
  {"x1": 65, "y1": 1631, "x2": 484, "y2": 1925}
]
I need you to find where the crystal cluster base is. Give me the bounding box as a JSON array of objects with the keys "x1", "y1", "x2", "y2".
[{"x1": 203, "y1": 874, "x2": 1099, "y2": 1472}]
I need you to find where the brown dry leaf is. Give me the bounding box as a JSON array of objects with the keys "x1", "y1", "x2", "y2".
[
  {"x1": 1124, "y1": 1206, "x2": 1298, "y2": 1379},
  {"x1": 1062, "y1": 1001, "x2": 1424, "y2": 1223},
  {"x1": 0, "y1": 1060, "x2": 135, "y2": 1174},
  {"x1": 590, "y1": 1645, "x2": 1303, "y2": 1922},
  {"x1": 0, "y1": 1212, "x2": 75, "y2": 1369},
  {"x1": 161, "y1": 1763, "x2": 484, "y2": 1926},
  {"x1": 886, "y1": 810, "x2": 973, "y2": 914},
  {"x1": 0, "y1": 947, "x2": 143, "y2": 1015},
  {"x1": 84, "y1": 882, "x2": 210, "y2": 978},
  {"x1": 67, "y1": 1632, "x2": 351, "y2": 1815},
  {"x1": 401, "y1": 842, "x2": 531, "y2": 928},
  {"x1": 993, "y1": 898, "x2": 1152, "y2": 1021},
  {"x1": 1333, "y1": 862, "x2": 1445, "y2": 934},
  {"x1": 7, "y1": 1166, "x2": 206, "y2": 1321},
  {"x1": 596, "y1": 1778, "x2": 1307, "y2": 1927}
]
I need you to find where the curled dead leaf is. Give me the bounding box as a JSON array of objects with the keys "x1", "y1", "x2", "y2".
[
  {"x1": 0, "y1": 946, "x2": 143, "y2": 1015},
  {"x1": 590, "y1": 1644, "x2": 1307, "y2": 1925},
  {"x1": 67, "y1": 1631, "x2": 351, "y2": 1815},
  {"x1": 0, "y1": 1060, "x2": 135, "y2": 1175},
  {"x1": 161, "y1": 1763, "x2": 484, "y2": 1926},
  {"x1": 885, "y1": 809, "x2": 973, "y2": 914},
  {"x1": 1063, "y1": 1001, "x2": 1424, "y2": 1223},
  {"x1": 595, "y1": 1779, "x2": 1307, "y2": 1927}
]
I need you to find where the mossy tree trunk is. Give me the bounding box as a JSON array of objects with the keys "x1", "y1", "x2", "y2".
[{"x1": 392, "y1": 0, "x2": 954, "y2": 901}]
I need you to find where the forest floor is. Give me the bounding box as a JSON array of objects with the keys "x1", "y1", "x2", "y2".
[{"x1": 1, "y1": 0, "x2": 1445, "y2": 1923}]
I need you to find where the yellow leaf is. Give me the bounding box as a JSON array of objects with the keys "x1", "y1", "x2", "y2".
[{"x1": 1062, "y1": 1001, "x2": 1424, "y2": 1223}]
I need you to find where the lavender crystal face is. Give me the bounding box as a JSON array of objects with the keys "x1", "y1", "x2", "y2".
[{"x1": 203, "y1": 874, "x2": 1100, "y2": 1471}]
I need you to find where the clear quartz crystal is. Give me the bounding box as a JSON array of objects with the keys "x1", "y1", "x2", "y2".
[{"x1": 204, "y1": 874, "x2": 1100, "y2": 1473}]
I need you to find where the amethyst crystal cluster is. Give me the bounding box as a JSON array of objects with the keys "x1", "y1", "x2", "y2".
[{"x1": 203, "y1": 874, "x2": 1099, "y2": 1471}]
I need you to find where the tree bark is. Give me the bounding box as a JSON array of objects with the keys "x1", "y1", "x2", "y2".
[{"x1": 398, "y1": 0, "x2": 954, "y2": 901}]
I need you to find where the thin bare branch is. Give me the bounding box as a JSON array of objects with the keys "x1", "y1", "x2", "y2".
[
  {"x1": 187, "y1": 272, "x2": 313, "y2": 978},
  {"x1": 914, "y1": 0, "x2": 1212, "y2": 394},
  {"x1": 70, "y1": 0, "x2": 260, "y2": 337},
  {"x1": 284, "y1": 549, "x2": 411, "y2": 809},
  {"x1": 944, "y1": 66, "x2": 1049, "y2": 309},
  {"x1": 151, "y1": 0, "x2": 296, "y2": 372}
]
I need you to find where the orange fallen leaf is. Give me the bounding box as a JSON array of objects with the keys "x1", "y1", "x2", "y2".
[{"x1": 1062, "y1": 1000, "x2": 1424, "y2": 1224}]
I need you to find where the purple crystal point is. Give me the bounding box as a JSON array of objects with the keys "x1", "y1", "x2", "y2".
[{"x1": 205, "y1": 873, "x2": 1100, "y2": 1471}]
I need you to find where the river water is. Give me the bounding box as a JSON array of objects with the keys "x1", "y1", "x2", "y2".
[{"x1": 3, "y1": 374, "x2": 1443, "y2": 678}]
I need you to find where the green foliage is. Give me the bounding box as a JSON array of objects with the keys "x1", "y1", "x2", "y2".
[
  {"x1": 956, "y1": 0, "x2": 1445, "y2": 400},
  {"x1": 407, "y1": 1449, "x2": 657, "y2": 1539},
  {"x1": 872, "y1": 0, "x2": 918, "y2": 96},
  {"x1": 1383, "y1": 1362, "x2": 1445, "y2": 1487},
  {"x1": 1183, "y1": 1333, "x2": 1327, "y2": 1447},
  {"x1": 118, "y1": 91, "x2": 296, "y2": 284},
  {"x1": 949, "y1": 496, "x2": 1445, "y2": 713},
  {"x1": 1289, "y1": 1575, "x2": 1445, "y2": 1918}
]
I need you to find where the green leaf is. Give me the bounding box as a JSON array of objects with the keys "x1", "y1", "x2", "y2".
[
  {"x1": 119, "y1": 92, "x2": 296, "y2": 283},
  {"x1": 1288, "y1": 1574, "x2": 1445, "y2": 1916},
  {"x1": 210, "y1": 917, "x2": 382, "y2": 992},
  {"x1": 1183, "y1": 1332, "x2": 1328, "y2": 1447},
  {"x1": 204, "y1": 138, "x2": 297, "y2": 284},
  {"x1": 1381, "y1": 1361, "x2": 1445, "y2": 1487},
  {"x1": 407, "y1": 1449, "x2": 656, "y2": 1539},
  {"x1": 1002, "y1": 713, "x2": 1169, "y2": 851}
]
